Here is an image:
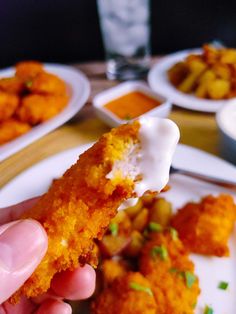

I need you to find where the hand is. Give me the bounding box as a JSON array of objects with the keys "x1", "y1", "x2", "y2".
[{"x1": 0, "y1": 198, "x2": 96, "y2": 314}]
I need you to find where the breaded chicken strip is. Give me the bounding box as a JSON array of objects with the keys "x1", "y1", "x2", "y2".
[
  {"x1": 0, "y1": 119, "x2": 31, "y2": 145},
  {"x1": 28, "y1": 72, "x2": 67, "y2": 95},
  {"x1": 171, "y1": 194, "x2": 236, "y2": 256},
  {"x1": 17, "y1": 94, "x2": 68, "y2": 125},
  {"x1": 91, "y1": 272, "x2": 157, "y2": 314},
  {"x1": 10, "y1": 118, "x2": 179, "y2": 303},
  {"x1": 140, "y1": 231, "x2": 200, "y2": 314},
  {"x1": 0, "y1": 77, "x2": 24, "y2": 94},
  {"x1": 15, "y1": 61, "x2": 44, "y2": 82},
  {"x1": 0, "y1": 91, "x2": 19, "y2": 122}
]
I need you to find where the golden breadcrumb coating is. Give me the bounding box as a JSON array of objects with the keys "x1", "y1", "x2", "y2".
[
  {"x1": 139, "y1": 231, "x2": 200, "y2": 314},
  {"x1": 0, "y1": 119, "x2": 31, "y2": 145},
  {"x1": 17, "y1": 94, "x2": 68, "y2": 125},
  {"x1": 100, "y1": 259, "x2": 130, "y2": 287},
  {"x1": 0, "y1": 77, "x2": 24, "y2": 94},
  {"x1": 0, "y1": 91, "x2": 19, "y2": 122},
  {"x1": 171, "y1": 194, "x2": 236, "y2": 256},
  {"x1": 91, "y1": 272, "x2": 157, "y2": 314},
  {"x1": 15, "y1": 61, "x2": 44, "y2": 81},
  {"x1": 29, "y1": 72, "x2": 67, "y2": 95},
  {"x1": 10, "y1": 121, "x2": 142, "y2": 303}
]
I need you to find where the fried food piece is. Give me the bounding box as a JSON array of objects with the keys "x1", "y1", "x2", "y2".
[
  {"x1": 101, "y1": 259, "x2": 130, "y2": 286},
  {"x1": 140, "y1": 231, "x2": 200, "y2": 314},
  {"x1": 206, "y1": 78, "x2": 230, "y2": 99},
  {"x1": 171, "y1": 194, "x2": 236, "y2": 256},
  {"x1": 0, "y1": 118, "x2": 31, "y2": 145},
  {"x1": 17, "y1": 94, "x2": 68, "y2": 125},
  {"x1": 0, "y1": 91, "x2": 19, "y2": 122},
  {"x1": 167, "y1": 62, "x2": 189, "y2": 86},
  {"x1": 91, "y1": 272, "x2": 157, "y2": 314},
  {"x1": 0, "y1": 77, "x2": 25, "y2": 94},
  {"x1": 15, "y1": 61, "x2": 44, "y2": 81},
  {"x1": 29, "y1": 72, "x2": 67, "y2": 95}
]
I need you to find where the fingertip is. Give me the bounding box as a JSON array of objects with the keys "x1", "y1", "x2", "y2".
[
  {"x1": 51, "y1": 264, "x2": 96, "y2": 300},
  {"x1": 36, "y1": 299, "x2": 72, "y2": 314}
]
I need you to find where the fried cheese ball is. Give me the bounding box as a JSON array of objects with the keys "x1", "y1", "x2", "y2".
[
  {"x1": 139, "y1": 231, "x2": 200, "y2": 314},
  {"x1": 0, "y1": 119, "x2": 31, "y2": 145},
  {"x1": 15, "y1": 61, "x2": 44, "y2": 81},
  {"x1": 10, "y1": 120, "x2": 154, "y2": 303},
  {"x1": 0, "y1": 91, "x2": 19, "y2": 122},
  {"x1": 28, "y1": 72, "x2": 67, "y2": 95},
  {"x1": 0, "y1": 77, "x2": 25, "y2": 94},
  {"x1": 171, "y1": 194, "x2": 236, "y2": 257},
  {"x1": 91, "y1": 272, "x2": 157, "y2": 314},
  {"x1": 17, "y1": 94, "x2": 68, "y2": 125}
]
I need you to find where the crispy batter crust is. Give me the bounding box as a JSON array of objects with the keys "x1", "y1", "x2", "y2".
[
  {"x1": 171, "y1": 194, "x2": 236, "y2": 256},
  {"x1": 0, "y1": 119, "x2": 31, "y2": 145},
  {"x1": 10, "y1": 121, "x2": 140, "y2": 303}
]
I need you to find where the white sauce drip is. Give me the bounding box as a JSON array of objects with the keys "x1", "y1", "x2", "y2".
[{"x1": 218, "y1": 102, "x2": 236, "y2": 139}]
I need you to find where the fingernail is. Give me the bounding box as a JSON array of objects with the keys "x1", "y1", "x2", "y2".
[{"x1": 0, "y1": 219, "x2": 47, "y2": 271}]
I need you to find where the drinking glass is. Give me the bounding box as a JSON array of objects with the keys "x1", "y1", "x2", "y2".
[{"x1": 97, "y1": 0, "x2": 151, "y2": 80}]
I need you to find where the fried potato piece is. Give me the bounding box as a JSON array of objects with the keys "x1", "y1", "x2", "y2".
[
  {"x1": 171, "y1": 194, "x2": 236, "y2": 256},
  {"x1": 0, "y1": 91, "x2": 19, "y2": 122},
  {"x1": 15, "y1": 61, "x2": 44, "y2": 81},
  {"x1": 29, "y1": 72, "x2": 67, "y2": 95},
  {"x1": 91, "y1": 272, "x2": 157, "y2": 314},
  {"x1": 10, "y1": 120, "x2": 157, "y2": 303},
  {"x1": 167, "y1": 62, "x2": 189, "y2": 86},
  {"x1": 17, "y1": 94, "x2": 68, "y2": 125},
  {"x1": 140, "y1": 231, "x2": 200, "y2": 314},
  {"x1": 207, "y1": 79, "x2": 230, "y2": 99},
  {"x1": 0, "y1": 77, "x2": 25, "y2": 94},
  {"x1": 0, "y1": 118, "x2": 31, "y2": 145}
]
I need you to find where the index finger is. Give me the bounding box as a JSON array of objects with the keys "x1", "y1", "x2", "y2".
[{"x1": 0, "y1": 197, "x2": 40, "y2": 225}]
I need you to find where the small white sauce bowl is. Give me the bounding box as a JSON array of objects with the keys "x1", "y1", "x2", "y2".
[
  {"x1": 93, "y1": 81, "x2": 172, "y2": 127},
  {"x1": 216, "y1": 101, "x2": 236, "y2": 164}
]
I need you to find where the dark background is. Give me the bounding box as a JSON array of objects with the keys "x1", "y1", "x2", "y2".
[{"x1": 1, "y1": 0, "x2": 236, "y2": 68}]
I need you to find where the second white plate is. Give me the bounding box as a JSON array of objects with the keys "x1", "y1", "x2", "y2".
[{"x1": 148, "y1": 49, "x2": 236, "y2": 112}]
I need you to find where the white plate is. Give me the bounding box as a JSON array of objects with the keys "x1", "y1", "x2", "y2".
[
  {"x1": 0, "y1": 64, "x2": 90, "y2": 162},
  {"x1": 148, "y1": 49, "x2": 236, "y2": 112},
  {"x1": 0, "y1": 143, "x2": 236, "y2": 314}
]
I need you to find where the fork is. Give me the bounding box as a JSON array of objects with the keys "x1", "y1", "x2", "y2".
[{"x1": 170, "y1": 166, "x2": 236, "y2": 191}]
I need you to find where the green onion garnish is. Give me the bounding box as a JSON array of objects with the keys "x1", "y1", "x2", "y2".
[
  {"x1": 151, "y1": 245, "x2": 168, "y2": 261},
  {"x1": 169, "y1": 267, "x2": 178, "y2": 273},
  {"x1": 109, "y1": 222, "x2": 118, "y2": 236},
  {"x1": 124, "y1": 115, "x2": 131, "y2": 120},
  {"x1": 218, "y1": 281, "x2": 229, "y2": 290},
  {"x1": 25, "y1": 80, "x2": 33, "y2": 88},
  {"x1": 204, "y1": 305, "x2": 214, "y2": 314},
  {"x1": 169, "y1": 227, "x2": 178, "y2": 240},
  {"x1": 149, "y1": 222, "x2": 163, "y2": 232},
  {"x1": 130, "y1": 282, "x2": 153, "y2": 296},
  {"x1": 185, "y1": 271, "x2": 196, "y2": 288}
]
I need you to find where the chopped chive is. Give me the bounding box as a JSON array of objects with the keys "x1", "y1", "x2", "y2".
[
  {"x1": 218, "y1": 281, "x2": 228, "y2": 290},
  {"x1": 169, "y1": 227, "x2": 178, "y2": 240},
  {"x1": 185, "y1": 271, "x2": 196, "y2": 288},
  {"x1": 151, "y1": 245, "x2": 168, "y2": 261},
  {"x1": 149, "y1": 222, "x2": 163, "y2": 232},
  {"x1": 123, "y1": 114, "x2": 132, "y2": 120},
  {"x1": 25, "y1": 80, "x2": 33, "y2": 88},
  {"x1": 204, "y1": 305, "x2": 214, "y2": 314},
  {"x1": 169, "y1": 267, "x2": 178, "y2": 273},
  {"x1": 109, "y1": 222, "x2": 118, "y2": 236},
  {"x1": 130, "y1": 282, "x2": 153, "y2": 296}
]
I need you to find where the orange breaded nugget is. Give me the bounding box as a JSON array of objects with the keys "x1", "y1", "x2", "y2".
[
  {"x1": 171, "y1": 194, "x2": 236, "y2": 257},
  {"x1": 15, "y1": 61, "x2": 44, "y2": 81},
  {"x1": 140, "y1": 231, "x2": 200, "y2": 314},
  {"x1": 29, "y1": 72, "x2": 67, "y2": 95},
  {"x1": 101, "y1": 259, "x2": 130, "y2": 287},
  {"x1": 0, "y1": 77, "x2": 25, "y2": 94},
  {"x1": 17, "y1": 94, "x2": 68, "y2": 125},
  {"x1": 10, "y1": 121, "x2": 146, "y2": 302},
  {"x1": 91, "y1": 272, "x2": 157, "y2": 314},
  {"x1": 0, "y1": 91, "x2": 19, "y2": 122},
  {"x1": 0, "y1": 118, "x2": 31, "y2": 145}
]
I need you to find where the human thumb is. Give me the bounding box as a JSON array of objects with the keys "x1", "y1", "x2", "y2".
[{"x1": 0, "y1": 219, "x2": 48, "y2": 304}]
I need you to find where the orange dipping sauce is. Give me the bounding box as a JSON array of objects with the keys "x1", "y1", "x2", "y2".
[{"x1": 103, "y1": 91, "x2": 161, "y2": 120}]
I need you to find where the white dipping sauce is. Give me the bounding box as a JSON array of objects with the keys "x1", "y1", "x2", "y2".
[
  {"x1": 217, "y1": 102, "x2": 236, "y2": 139},
  {"x1": 134, "y1": 117, "x2": 180, "y2": 196}
]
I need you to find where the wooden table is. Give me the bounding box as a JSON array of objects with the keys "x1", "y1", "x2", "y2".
[{"x1": 0, "y1": 60, "x2": 219, "y2": 188}]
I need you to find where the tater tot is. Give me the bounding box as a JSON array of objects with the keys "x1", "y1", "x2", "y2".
[
  {"x1": 15, "y1": 61, "x2": 44, "y2": 81},
  {"x1": 29, "y1": 72, "x2": 67, "y2": 95},
  {"x1": 0, "y1": 91, "x2": 19, "y2": 122},
  {"x1": 0, "y1": 118, "x2": 31, "y2": 145},
  {"x1": 17, "y1": 94, "x2": 68, "y2": 125}
]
